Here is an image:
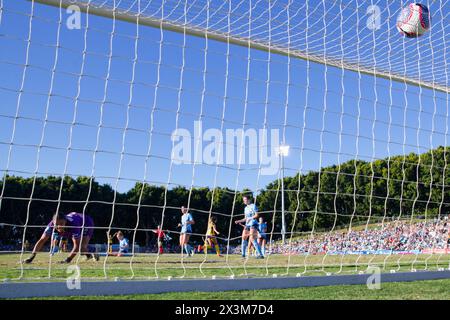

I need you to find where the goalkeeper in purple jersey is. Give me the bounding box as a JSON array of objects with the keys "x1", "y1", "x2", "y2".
[{"x1": 23, "y1": 212, "x2": 99, "y2": 264}]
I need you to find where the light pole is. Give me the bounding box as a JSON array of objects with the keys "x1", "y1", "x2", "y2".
[{"x1": 278, "y1": 144, "x2": 289, "y2": 244}]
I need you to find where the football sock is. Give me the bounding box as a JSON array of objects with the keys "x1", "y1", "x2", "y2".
[
  {"x1": 252, "y1": 239, "x2": 263, "y2": 257},
  {"x1": 241, "y1": 239, "x2": 248, "y2": 257}
]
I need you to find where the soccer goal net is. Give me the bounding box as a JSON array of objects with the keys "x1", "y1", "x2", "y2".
[{"x1": 0, "y1": 0, "x2": 448, "y2": 285}]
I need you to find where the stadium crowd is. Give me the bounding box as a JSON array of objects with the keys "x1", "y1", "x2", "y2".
[
  {"x1": 263, "y1": 217, "x2": 449, "y2": 255},
  {"x1": 3, "y1": 217, "x2": 448, "y2": 256}
]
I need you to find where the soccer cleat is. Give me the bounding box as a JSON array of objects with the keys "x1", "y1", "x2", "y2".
[
  {"x1": 23, "y1": 253, "x2": 36, "y2": 264},
  {"x1": 256, "y1": 255, "x2": 264, "y2": 259},
  {"x1": 23, "y1": 257, "x2": 34, "y2": 264},
  {"x1": 84, "y1": 253, "x2": 99, "y2": 261}
]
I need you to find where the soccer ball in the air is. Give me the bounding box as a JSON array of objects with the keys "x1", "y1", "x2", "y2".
[{"x1": 396, "y1": 3, "x2": 431, "y2": 37}]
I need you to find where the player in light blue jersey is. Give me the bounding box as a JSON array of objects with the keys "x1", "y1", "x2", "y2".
[
  {"x1": 116, "y1": 231, "x2": 129, "y2": 256},
  {"x1": 178, "y1": 206, "x2": 195, "y2": 257},
  {"x1": 258, "y1": 217, "x2": 268, "y2": 256},
  {"x1": 235, "y1": 195, "x2": 264, "y2": 259}
]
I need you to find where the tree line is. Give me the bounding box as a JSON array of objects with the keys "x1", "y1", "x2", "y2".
[{"x1": 0, "y1": 146, "x2": 448, "y2": 246}]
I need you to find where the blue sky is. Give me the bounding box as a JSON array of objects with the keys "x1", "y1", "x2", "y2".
[{"x1": 0, "y1": 0, "x2": 448, "y2": 193}]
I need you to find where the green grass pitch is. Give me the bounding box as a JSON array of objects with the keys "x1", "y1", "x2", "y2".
[
  {"x1": 1, "y1": 253, "x2": 448, "y2": 299},
  {"x1": 1, "y1": 252, "x2": 449, "y2": 280}
]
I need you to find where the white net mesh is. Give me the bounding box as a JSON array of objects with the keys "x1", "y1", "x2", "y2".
[
  {"x1": 0, "y1": 0, "x2": 448, "y2": 282},
  {"x1": 32, "y1": 0, "x2": 450, "y2": 92}
]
